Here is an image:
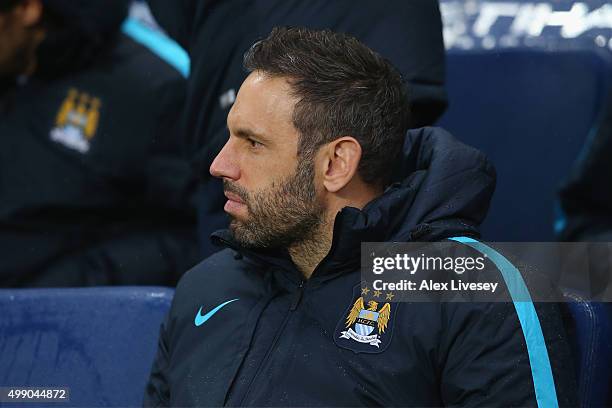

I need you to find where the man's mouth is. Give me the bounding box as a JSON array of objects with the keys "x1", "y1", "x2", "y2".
[
  {"x1": 224, "y1": 191, "x2": 245, "y2": 203},
  {"x1": 223, "y1": 191, "x2": 247, "y2": 214}
]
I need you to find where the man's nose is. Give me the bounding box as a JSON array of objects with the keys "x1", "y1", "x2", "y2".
[{"x1": 210, "y1": 140, "x2": 240, "y2": 180}]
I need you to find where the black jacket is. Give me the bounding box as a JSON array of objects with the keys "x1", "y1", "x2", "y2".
[
  {"x1": 146, "y1": 0, "x2": 447, "y2": 256},
  {"x1": 144, "y1": 127, "x2": 576, "y2": 407},
  {"x1": 0, "y1": 33, "x2": 198, "y2": 287}
]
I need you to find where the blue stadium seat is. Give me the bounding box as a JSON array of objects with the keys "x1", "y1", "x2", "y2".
[
  {"x1": 438, "y1": 49, "x2": 612, "y2": 241},
  {"x1": 561, "y1": 292, "x2": 612, "y2": 407},
  {"x1": 1, "y1": 287, "x2": 609, "y2": 405},
  {"x1": 0, "y1": 287, "x2": 173, "y2": 407}
]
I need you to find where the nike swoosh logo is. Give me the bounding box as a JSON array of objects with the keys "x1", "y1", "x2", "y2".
[{"x1": 194, "y1": 299, "x2": 239, "y2": 327}]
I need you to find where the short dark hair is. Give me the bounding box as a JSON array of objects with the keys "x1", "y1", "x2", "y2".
[{"x1": 243, "y1": 26, "x2": 410, "y2": 187}]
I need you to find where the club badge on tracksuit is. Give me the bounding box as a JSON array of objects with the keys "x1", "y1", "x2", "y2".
[
  {"x1": 50, "y1": 88, "x2": 101, "y2": 153},
  {"x1": 334, "y1": 285, "x2": 398, "y2": 353}
]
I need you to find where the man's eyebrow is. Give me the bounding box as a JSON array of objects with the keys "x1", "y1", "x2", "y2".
[{"x1": 233, "y1": 127, "x2": 269, "y2": 143}]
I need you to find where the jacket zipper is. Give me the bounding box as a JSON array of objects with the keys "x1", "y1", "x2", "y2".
[
  {"x1": 237, "y1": 280, "x2": 305, "y2": 405},
  {"x1": 290, "y1": 280, "x2": 304, "y2": 310}
]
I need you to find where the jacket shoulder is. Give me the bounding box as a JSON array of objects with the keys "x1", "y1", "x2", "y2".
[
  {"x1": 174, "y1": 248, "x2": 255, "y2": 302},
  {"x1": 110, "y1": 34, "x2": 186, "y2": 87}
]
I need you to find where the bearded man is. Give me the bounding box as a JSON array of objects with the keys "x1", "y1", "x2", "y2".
[
  {"x1": 144, "y1": 27, "x2": 576, "y2": 407},
  {"x1": 146, "y1": 0, "x2": 447, "y2": 257}
]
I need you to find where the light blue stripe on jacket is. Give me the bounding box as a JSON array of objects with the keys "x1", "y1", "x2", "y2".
[{"x1": 449, "y1": 236, "x2": 559, "y2": 408}]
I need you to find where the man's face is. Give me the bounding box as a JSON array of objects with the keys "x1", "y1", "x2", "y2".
[
  {"x1": 210, "y1": 72, "x2": 326, "y2": 249},
  {"x1": 0, "y1": 6, "x2": 37, "y2": 79}
]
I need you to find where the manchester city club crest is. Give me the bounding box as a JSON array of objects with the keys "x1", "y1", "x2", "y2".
[
  {"x1": 334, "y1": 286, "x2": 398, "y2": 354},
  {"x1": 50, "y1": 88, "x2": 101, "y2": 153}
]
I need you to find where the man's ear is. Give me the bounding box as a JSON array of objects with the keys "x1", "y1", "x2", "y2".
[
  {"x1": 15, "y1": 0, "x2": 43, "y2": 27},
  {"x1": 320, "y1": 137, "x2": 362, "y2": 193}
]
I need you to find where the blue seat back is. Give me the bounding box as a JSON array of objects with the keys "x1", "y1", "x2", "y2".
[
  {"x1": 438, "y1": 49, "x2": 612, "y2": 240},
  {"x1": 561, "y1": 292, "x2": 612, "y2": 407},
  {"x1": 0, "y1": 287, "x2": 173, "y2": 407}
]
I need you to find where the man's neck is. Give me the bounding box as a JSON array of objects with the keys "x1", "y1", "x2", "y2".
[
  {"x1": 289, "y1": 184, "x2": 383, "y2": 279},
  {"x1": 288, "y1": 219, "x2": 333, "y2": 280}
]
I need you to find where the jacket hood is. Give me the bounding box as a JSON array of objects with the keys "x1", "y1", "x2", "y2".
[
  {"x1": 374, "y1": 126, "x2": 496, "y2": 242},
  {"x1": 213, "y1": 127, "x2": 496, "y2": 276}
]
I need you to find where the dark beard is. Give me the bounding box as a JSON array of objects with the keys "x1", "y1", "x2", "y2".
[{"x1": 224, "y1": 158, "x2": 325, "y2": 249}]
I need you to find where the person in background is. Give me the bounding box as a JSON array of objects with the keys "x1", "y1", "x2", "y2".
[
  {"x1": 558, "y1": 88, "x2": 612, "y2": 242},
  {"x1": 0, "y1": 0, "x2": 199, "y2": 287},
  {"x1": 145, "y1": 0, "x2": 447, "y2": 257},
  {"x1": 557, "y1": 88, "x2": 612, "y2": 300}
]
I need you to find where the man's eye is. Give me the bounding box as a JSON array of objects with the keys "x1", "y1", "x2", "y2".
[{"x1": 248, "y1": 138, "x2": 262, "y2": 148}]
